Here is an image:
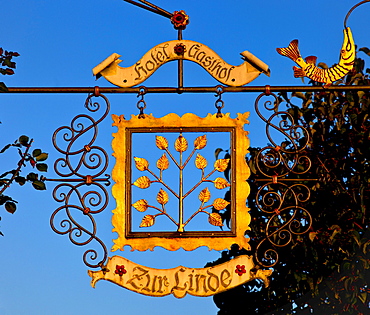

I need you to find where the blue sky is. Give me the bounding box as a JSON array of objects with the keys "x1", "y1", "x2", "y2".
[{"x1": 1, "y1": 1, "x2": 369, "y2": 314}]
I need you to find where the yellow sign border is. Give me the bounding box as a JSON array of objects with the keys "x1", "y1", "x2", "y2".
[{"x1": 111, "y1": 112, "x2": 251, "y2": 252}]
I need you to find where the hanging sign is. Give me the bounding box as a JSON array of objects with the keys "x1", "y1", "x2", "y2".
[
  {"x1": 93, "y1": 40, "x2": 270, "y2": 87},
  {"x1": 87, "y1": 112, "x2": 272, "y2": 296}
]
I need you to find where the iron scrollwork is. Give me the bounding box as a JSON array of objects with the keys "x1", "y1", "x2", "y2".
[
  {"x1": 250, "y1": 90, "x2": 314, "y2": 268},
  {"x1": 48, "y1": 88, "x2": 110, "y2": 268}
]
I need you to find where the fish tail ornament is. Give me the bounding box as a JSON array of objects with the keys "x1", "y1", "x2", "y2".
[
  {"x1": 276, "y1": 27, "x2": 356, "y2": 86},
  {"x1": 276, "y1": 39, "x2": 302, "y2": 61}
]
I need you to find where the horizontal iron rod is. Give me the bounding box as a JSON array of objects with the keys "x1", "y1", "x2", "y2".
[
  {"x1": 255, "y1": 178, "x2": 319, "y2": 182},
  {"x1": 3, "y1": 85, "x2": 370, "y2": 94},
  {"x1": 44, "y1": 178, "x2": 109, "y2": 182}
]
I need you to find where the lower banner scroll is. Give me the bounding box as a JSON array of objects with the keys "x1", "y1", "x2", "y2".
[{"x1": 88, "y1": 255, "x2": 272, "y2": 298}]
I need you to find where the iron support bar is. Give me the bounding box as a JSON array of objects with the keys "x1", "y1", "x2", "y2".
[
  {"x1": 254, "y1": 178, "x2": 319, "y2": 182},
  {"x1": 4, "y1": 85, "x2": 370, "y2": 94}
]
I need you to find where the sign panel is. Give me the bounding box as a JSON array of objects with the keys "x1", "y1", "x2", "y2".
[{"x1": 111, "y1": 112, "x2": 251, "y2": 252}]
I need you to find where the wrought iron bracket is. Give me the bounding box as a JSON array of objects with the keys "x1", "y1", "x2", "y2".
[
  {"x1": 251, "y1": 91, "x2": 314, "y2": 267},
  {"x1": 45, "y1": 88, "x2": 111, "y2": 268}
]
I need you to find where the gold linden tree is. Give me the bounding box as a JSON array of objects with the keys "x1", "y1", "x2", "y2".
[{"x1": 132, "y1": 133, "x2": 230, "y2": 232}]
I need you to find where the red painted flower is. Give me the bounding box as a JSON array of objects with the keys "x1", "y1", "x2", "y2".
[
  {"x1": 115, "y1": 264, "x2": 127, "y2": 276},
  {"x1": 235, "y1": 264, "x2": 246, "y2": 276},
  {"x1": 171, "y1": 10, "x2": 189, "y2": 30},
  {"x1": 174, "y1": 43, "x2": 186, "y2": 56}
]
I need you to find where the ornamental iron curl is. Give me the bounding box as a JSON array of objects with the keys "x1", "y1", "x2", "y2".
[
  {"x1": 48, "y1": 89, "x2": 110, "y2": 268},
  {"x1": 251, "y1": 91, "x2": 314, "y2": 268}
]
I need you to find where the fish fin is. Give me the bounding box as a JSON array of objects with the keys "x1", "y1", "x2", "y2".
[
  {"x1": 276, "y1": 39, "x2": 301, "y2": 61},
  {"x1": 293, "y1": 66, "x2": 305, "y2": 78},
  {"x1": 305, "y1": 56, "x2": 317, "y2": 65}
]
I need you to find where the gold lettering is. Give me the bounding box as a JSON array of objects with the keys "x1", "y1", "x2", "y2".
[
  {"x1": 220, "y1": 269, "x2": 232, "y2": 288},
  {"x1": 188, "y1": 44, "x2": 200, "y2": 59},
  {"x1": 196, "y1": 51, "x2": 206, "y2": 63},
  {"x1": 188, "y1": 272, "x2": 194, "y2": 291},
  {"x1": 212, "y1": 62, "x2": 223, "y2": 76},
  {"x1": 218, "y1": 67, "x2": 228, "y2": 79},
  {"x1": 134, "y1": 61, "x2": 147, "y2": 80},
  {"x1": 159, "y1": 44, "x2": 169, "y2": 60},
  {"x1": 195, "y1": 274, "x2": 208, "y2": 293},
  {"x1": 173, "y1": 268, "x2": 188, "y2": 291},
  {"x1": 207, "y1": 269, "x2": 220, "y2": 292},
  {"x1": 156, "y1": 50, "x2": 165, "y2": 63},
  {"x1": 145, "y1": 60, "x2": 155, "y2": 72},
  {"x1": 142, "y1": 272, "x2": 151, "y2": 292},
  {"x1": 151, "y1": 275, "x2": 168, "y2": 293},
  {"x1": 126, "y1": 266, "x2": 149, "y2": 290},
  {"x1": 203, "y1": 55, "x2": 213, "y2": 68},
  {"x1": 226, "y1": 66, "x2": 235, "y2": 82},
  {"x1": 151, "y1": 275, "x2": 158, "y2": 292},
  {"x1": 208, "y1": 59, "x2": 218, "y2": 71},
  {"x1": 150, "y1": 50, "x2": 159, "y2": 66}
]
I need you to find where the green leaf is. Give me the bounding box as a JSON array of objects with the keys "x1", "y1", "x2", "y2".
[
  {"x1": 351, "y1": 230, "x2": 361, "y2": 247},
  {"x1": 291, "y1": 92, "x2": 306, "y2": 101},
  {"x1": 15, "y1": 176, "x2": 26, "y2": 186},
  {"x1": 35, "y1": 152, "x2": 48, "y2": 162},
  {"x1": 32, "y1": 180, "x2": 46, "y2": 190},
  {"x1": 214, "y1": 148, "x2": 223, "y2": 160},
  {"x1": 18, "y1": 135, "x2": 29, "y2": 146},
  {"x1": 359, "y1": 292, "x2": 367, "y2": 304},
  {"x1": 5, "y1": 202, "x2": 16, "y2": 214},
  {"x1": 363, "y1": 240, "x2": 370, "y2": 254},
  {"x1": 3, "y1": 58, "x2": 12, "y2": 67},
  {"x1": 36, "y1": 163, "x2": 48, "y2": 172},
  {"x1": 26, "y1": 172, "x2": 38, "y2": 181},
  {"x1": 0, "y1": 143, "x2": 11, "y2": 153},
  {"x1": 32, "y1": 149, "x2": 42, "y2": 157},
  {"x1": 0, "y1": 195, "x2": 12, "y2": 205}
]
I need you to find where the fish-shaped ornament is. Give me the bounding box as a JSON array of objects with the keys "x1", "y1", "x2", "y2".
[{"x1": 276, "y1": 27, "x2": 355, "y2": 87}]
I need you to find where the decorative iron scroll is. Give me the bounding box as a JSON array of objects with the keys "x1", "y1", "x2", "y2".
[
  {"x1": 251, "y1": 91, "x2": 313, "y2": 267},
  {"x1": 49, "y1": 89, "x2": 110, "y2": 268}
]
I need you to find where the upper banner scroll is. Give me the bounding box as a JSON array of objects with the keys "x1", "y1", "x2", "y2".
[{"x1": 93, "y1": 40, "x2": 270, "y2": 87}]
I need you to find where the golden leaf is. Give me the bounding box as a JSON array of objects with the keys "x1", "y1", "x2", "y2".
[
  {"x1": 199, "y1": 187, "x2": 211, "y2": 203},
  {"x1": 132, "y1": 199, "x2": 149, "y2": 212},
  {"x1": 213, "y1": 177, "x2": 230, "y2": 189},
  {"x1": 208, "y1": 213, "x2": 223, "y2": 227},
  {"x1": 156, "y1": 153, "x2": 169, "y2": 170},
  {"x1": 309, "y1": 232, "x2": 318, "y2": 242},
  {"x1": 156, "y1": 136, "x2": 168, "y2": 150},
  {"x1": 133, "y1": 176, "x2": 151, "y2": 189},
  {"x1": 194, "y1": 135, "x2": 207, "y2": 150},
  {"x1": 139, "y1": 214, "x2": 155, "y2": 228},
  {"x1": 156, "y1": 189, "x2": 169, "y2": 205},
  {"x1": 195, "y1": 153, "x2": 208, "y2": 169},
  {"x1": 134, "y1": 157, "x2": 149, "y2": 171},
  {"x1": 175, "y1": 135, "x2": 188, "y2": 152},
  {"x1": 213, "y1": 198, "x2": 230, "y2": 210},
  {"x1": 214, "y1": 159, "x2": 230, "y2": 172}
]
